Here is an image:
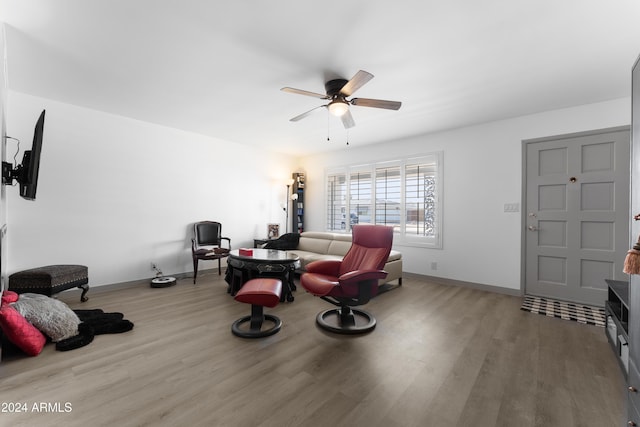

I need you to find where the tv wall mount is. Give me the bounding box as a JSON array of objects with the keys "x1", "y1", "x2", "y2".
[
  {"x1": 2, "y1": 161, "x2": 28, "y2": 186},
  {"x1": 2, "y1": 136, "x2": 25, "y2": 186}
]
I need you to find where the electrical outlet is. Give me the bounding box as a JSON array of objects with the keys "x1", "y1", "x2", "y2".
[{"x1": 431, "y1": 262, "x2": 438, "y2": 270}]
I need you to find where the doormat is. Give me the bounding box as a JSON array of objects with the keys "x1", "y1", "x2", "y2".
[{"x1": 520, "y1": 296, "x2": 605, "y2": 327}]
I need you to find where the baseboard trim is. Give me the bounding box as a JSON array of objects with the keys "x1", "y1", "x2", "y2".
[
  {"x1": 63, "y1": 268, "x2": 225, "y2": 297},
  {"x1": 64, "y1": 269, "x2": 521, "y2": 300},
  {"x1": 403, "y1": 272, "x2": 522, "y2": 297}
]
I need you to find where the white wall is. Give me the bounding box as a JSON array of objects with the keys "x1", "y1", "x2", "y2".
[
  {"x1": 0, "y1": 24, "x2": 7, "y2": 292},
  {"x1": 300, "y1": 98, "x2": 631, "y2": 291},
  {"x1": 6, "y1": 92, "x2": 297, "y2": 286}
]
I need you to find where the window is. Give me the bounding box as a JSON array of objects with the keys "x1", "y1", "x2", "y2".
[
  {"x1": 325, "y1": 152, "x2": 442, "y2": 248},
  {"x1": 350, "y1": 169, "x2": 372, "y2": 226},
  {"x1": 405, "y1": 158, "x2": 438, "y2": 239},
  {"x1": 375, "y1": 164, "x2": 401, "y2": 232},
  {"x1": 326, "y1": 173, "x2": 347, "y2": 230}
]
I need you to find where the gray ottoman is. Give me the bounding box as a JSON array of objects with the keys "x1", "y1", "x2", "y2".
[{"x1": 9, "y1": 265, "x2": 89, "y2": 302}]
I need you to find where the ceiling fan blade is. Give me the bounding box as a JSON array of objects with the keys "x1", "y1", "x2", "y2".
[
  {"x1": 339, "y1": 70, "x2": 374, "y2": 97},
  {"x1": 281, "y1": 87, "x2": 329, "y2": 99},
  {"x1": 290, "y1": 105, "x2": 327, "y2": 122},
  {"x1": 341, "y1": 109, "x2": 355, "y2": 129},
  {"x1": 351, "y1": 98, "x2": 402, "y2": 110}
]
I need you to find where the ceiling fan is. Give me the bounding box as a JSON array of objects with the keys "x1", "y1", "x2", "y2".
[{"x1": 281, "y1": 70, "x2": 402, "y2": 129}]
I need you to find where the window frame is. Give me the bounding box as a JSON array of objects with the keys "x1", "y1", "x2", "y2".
[{"x1": 325, "y1": 151, "x2": 443, "y2": 249}]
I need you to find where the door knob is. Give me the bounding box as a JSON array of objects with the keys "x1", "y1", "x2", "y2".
[{"x1": 528, "y1": 226, "x2": 538, "y2": 231}]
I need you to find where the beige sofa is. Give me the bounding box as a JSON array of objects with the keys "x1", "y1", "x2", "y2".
[{"x1": 287, "y1": 231, "x2": 402, "y2": 286}]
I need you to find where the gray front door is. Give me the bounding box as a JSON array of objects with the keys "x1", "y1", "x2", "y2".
[{"x1": 524, "y1": 128, "x2": 629, "y2": 306}]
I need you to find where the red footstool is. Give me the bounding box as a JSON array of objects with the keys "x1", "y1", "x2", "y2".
[{"x1": 231, "y1": 278, "x2": 282, "y2": 338}]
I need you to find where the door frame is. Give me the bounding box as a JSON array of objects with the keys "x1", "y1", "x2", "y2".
[{"x1": 520, "y1": 125, "x2": 631, "y2": 299}]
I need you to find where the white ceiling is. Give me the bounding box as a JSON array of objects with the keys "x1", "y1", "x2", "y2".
[{"x1": 2, "y1": 0, "x2": 640, "y2": 156}]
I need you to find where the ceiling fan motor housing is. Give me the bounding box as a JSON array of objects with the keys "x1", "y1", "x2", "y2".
[{"x1": 325, "y1": 79, "x2": 348, "y2": 97}]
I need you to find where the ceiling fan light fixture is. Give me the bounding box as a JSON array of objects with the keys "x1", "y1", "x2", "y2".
[{"x1": 328, "y1": 99, "x2": 349, "y2": 117}]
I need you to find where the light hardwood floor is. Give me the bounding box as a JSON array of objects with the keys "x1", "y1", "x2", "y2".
[{"x1": 0, "y1": 273, "x2": 626, "y2": 427}]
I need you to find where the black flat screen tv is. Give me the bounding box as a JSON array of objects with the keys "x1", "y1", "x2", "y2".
[
  {"x1": 1, "y1": 109, "x2": 46, "y2": 200},
  {"x1": 17, "y1": 110, "x2": 45, "y2": 200}
]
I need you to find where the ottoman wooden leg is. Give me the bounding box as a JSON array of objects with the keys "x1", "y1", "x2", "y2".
[{"x1": 79, "y1": 283, "x2": 90, "y2": 302}]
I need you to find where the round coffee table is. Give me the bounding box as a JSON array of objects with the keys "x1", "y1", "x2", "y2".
[{"x1": 226, "y1": 249, "x2": 300, "y2": 302}]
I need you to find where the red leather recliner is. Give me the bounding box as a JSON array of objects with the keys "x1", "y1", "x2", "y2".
[{"x1": 300, "y1": 224, "x2": 393, "y2": 334}]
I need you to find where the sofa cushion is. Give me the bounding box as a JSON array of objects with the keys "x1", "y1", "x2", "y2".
[
  {"x1": 388, "y1": 250, "x2": 402, "y2": 262},
  {"x1": 327, "y1": 240, "x2": 352, "y2": 256},
  {"x1": 332, "y1": 233, "x2": 352, "y2": 242},
  {"x1": 297, "y1": 236, "x2": 332, "y2": 254},
  {"x1": 300, "y1": 232, "x2": 336, "y2": 239}
]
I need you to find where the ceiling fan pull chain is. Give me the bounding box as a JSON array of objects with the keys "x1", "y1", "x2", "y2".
[
  {"x1": 346, "y1": 129, "x2": 349, "y2": 146},
  {"x1": 327, "y1": 113, "x2": 331, "y2": 142}
]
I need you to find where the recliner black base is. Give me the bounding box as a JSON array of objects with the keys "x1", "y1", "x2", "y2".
[{"x1": 315, "y1": 306, "x2": 376, "y2": 334}]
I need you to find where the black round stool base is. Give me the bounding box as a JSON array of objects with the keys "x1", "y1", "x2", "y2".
[
  {"x1": 316, "y1": 308, "x2": 376, "y2": 334},
  {"x1": 232, "y1": 314, "x2": 282, "y2": 338}
]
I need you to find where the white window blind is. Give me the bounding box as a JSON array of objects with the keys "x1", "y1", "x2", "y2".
[
  {"x1": 375, "y1": 165, "x2": 401, "y2": 232},
  {"x1": 350, "y1": 170, "x2": 372, "y2": 228},
  {"x1": 326, "y1": 172, "x2": 347, "y2": 230},
  {"x1": 325, "y1": 151, "x2": 442, "y2": 248},
  {"x1": 405, "y1": 160, "x2": 437, "y2": 238}
]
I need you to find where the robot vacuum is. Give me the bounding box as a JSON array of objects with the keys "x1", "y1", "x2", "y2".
[{"x1": 150, "y1": 276, "x2": 177, "y2": 288}]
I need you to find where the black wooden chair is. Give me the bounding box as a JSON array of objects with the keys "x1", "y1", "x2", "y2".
[{"x1": 191, "y1": 221, "x2": 231, "y2": 284}]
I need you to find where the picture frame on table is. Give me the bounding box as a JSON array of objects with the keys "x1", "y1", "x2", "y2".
[{"x1": 267, "y1": 223, "x2": 280, "y2": 239}]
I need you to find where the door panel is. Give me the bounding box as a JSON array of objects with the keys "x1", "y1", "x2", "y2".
[{"x1": 525, "y1": 129, "x2": 629, "y2": 306}]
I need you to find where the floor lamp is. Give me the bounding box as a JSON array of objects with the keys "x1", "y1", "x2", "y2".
[{"x1": 284, "y1": 183, "x2": 291, "y2": 233}]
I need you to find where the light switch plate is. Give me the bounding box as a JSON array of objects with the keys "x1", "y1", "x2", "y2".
[{"x1": 504, "y1": 203, "x2": 520, "y2": 212}]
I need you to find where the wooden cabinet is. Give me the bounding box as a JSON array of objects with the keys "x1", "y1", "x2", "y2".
[
  {"x1": 629, "y1": 360, "x2": 640, "y2": 426},
  {"x1": 606, "y1": 279, "x2": 629, "y2": 376}
]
